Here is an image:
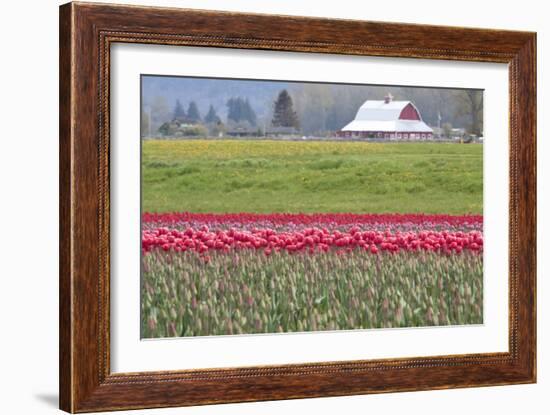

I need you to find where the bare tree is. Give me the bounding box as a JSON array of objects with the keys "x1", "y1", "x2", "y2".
[{"x1": 454, "y1": 90, "x2": 483, "y2": 136}]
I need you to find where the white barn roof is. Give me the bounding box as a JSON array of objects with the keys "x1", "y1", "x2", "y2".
[
  {"x1": 341, "y1": 99, "x2": 433, "y2": 133},
  {"x1": 342, "y1": 119, "x2": 434, "y2": 133}
]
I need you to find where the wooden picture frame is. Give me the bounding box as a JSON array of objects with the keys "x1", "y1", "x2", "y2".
[{"x1": 59, "y1": 2, "x2": 536, "y2": 412}]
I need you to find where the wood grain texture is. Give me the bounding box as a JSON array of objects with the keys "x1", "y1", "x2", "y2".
[
  {"x1": 59, "y1": 2, "x2": 537, "y2": 412},
  {"x1": 59, "y1": 3, "x2": 73, "y2": 411}
]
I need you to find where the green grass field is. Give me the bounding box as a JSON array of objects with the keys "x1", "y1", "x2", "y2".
[{"x1": 142, "y1": 139, "x2": 483, "y2": 214}]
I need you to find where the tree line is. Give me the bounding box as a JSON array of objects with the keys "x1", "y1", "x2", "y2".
[
  {"x1": 145, "y1": 90, "x2": 300, "y2": 137},
  {"x1": 142, "y1": 85, "x2": 482, "y2": 138},
  {"x1": 289, "y1": 84, "x2": 483, "y2": 136}
]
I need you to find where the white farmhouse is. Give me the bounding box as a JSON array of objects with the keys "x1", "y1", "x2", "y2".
[{"x1": 338, "y1": 93, "x2": 434, "y2": 140}]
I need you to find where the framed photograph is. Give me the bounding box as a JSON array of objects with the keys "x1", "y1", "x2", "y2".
[{"x1": 59, "y1": 2, "x2": 536, "y2": 412}]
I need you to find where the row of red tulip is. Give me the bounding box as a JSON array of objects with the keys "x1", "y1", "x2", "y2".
[
  {"x1": 143, "y1": 212, "x2": 483, "y2": 227},
  {"x1": 142, "y1": 226, "x2": 483, "y2": 255}
]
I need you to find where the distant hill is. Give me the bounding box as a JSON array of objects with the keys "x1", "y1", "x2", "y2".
[{"x1": 142, "y1": 76, "x2": 290, "y2": 122}]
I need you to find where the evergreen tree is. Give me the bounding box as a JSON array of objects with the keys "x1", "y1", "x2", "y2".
[
  {"x1": 186, "y1": 101, "x2": 201, "y2": 123},
  {"x1": 204, "y1": 105, "x2": 221, "y2": 124},
  {"x1": 226, "y1": 97, "x2": 257, "y2": 126},
  {"x1": 272, "y1": 90, "x2": 299, "y2": 128},
  {"x1": 226, "y1": 98, "x2": 239, "y2": 123},
  {"x1": 158, "y1": 122, "x2": 171, "y2": 136},
  {"x1": 173, "y1": 99, "x2": 186, "y2": 121}
]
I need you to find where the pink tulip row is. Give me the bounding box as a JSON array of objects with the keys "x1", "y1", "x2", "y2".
[
  {"x1": 143, "y1": 212, "x2": 483, "y2": 233},
  {"x1": 142, "y1": 225, "x2": 483, "y2": 255}
]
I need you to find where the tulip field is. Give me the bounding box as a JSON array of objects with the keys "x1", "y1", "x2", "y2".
[
  {"x1": 141, "y1": 212, "x2": 483, "y2": 338},
  {"x1": 141, "y1": 140, "x2": 483, "y2": 338}
]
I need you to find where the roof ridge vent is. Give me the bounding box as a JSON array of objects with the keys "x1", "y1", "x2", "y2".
[{"x1": 384, "y1": 93, "x2": 394, "y2": 104}]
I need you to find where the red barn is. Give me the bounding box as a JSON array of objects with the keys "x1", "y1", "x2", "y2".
[{"x1": 338, "y1": 94, "x2": 434, "y2": 140}]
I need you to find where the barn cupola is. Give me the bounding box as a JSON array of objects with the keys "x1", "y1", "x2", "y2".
[{"x1": 384, "y1": 93, "x2": 394, "y2": 104}]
